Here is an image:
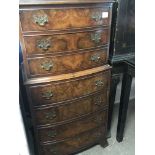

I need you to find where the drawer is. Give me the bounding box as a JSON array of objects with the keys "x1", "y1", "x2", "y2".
[
  {"x1": 27, "y1": 48, "x2": 108, "y2": 78},
  {"x1": 23, "y1": 29, "x2": 109, "y2": 56},
  {"x1": 38, "y1": 110, "x2": 108, "y2": 143},
  {"x1": 40, "y1": 126, "x2": 106, "y2": 155},
  {"x1": 34, "y1": 92, "x2": 108, "y2": 126},
  {"x1": 20, "y1": 7, "x2": 111, "y2": 32},
  {"x1": 28, "y1": 70, "x2": 110, "y2": 106}
]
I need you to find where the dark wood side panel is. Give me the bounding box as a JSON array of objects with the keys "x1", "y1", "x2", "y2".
[
  {"x1": 37, "y1": 110, "x2": 107, "y2": 143},
  {"x1": 109, "y1": 0, "x2": 135, "y2": 61},
  {"x1": 114, "y1": 0, "x2": 135, "y2": 55},
  {"x1": 20, "y1": 7, "x2": 111, "y2": 32},
  {"x1": 40, "y1": 126, "x2": 106, "y2": 155},
  {"x1": 26, "y1": 48, "x2": 108, "y2": 78},
  {"x1": 27, "y1": 70, "x2": 110, "y2": 106},
  {"x1": 23, "y1": 28, "x2": 109, "y2": 56}
]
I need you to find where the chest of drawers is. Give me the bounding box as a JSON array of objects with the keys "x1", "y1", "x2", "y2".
[{"x1": 19, "y1": 0, "x2": 114, "y2": 154}]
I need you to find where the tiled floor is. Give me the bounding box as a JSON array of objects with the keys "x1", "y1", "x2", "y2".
[{"x1": 77, "y1": 100, "x2": 135, "y2": 155}]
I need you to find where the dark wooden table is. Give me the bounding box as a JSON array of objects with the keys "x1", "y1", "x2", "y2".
[
  {"x1": 107, "y1": 0, "x2": 135, "y2": 141},
  {"x1": 107, "y1": 58, "x2": 135, "y2": 142},
  {"x1": 116, "y1": 58, "x2": 135, "y2": 142}
]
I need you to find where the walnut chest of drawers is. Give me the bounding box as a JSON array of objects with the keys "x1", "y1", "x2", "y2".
[{"x1": 19, "y1": 0, "x2": 114, "y2": 154}]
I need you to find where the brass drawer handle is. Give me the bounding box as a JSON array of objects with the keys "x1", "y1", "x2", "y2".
[
  {"x1": 94, "y1": 132, "x2": 102, "y2": 138},
  {"x1": 91, "y1": 12, "x2": 102, "y2": 22},
  {"x1": 94, "y1": 117, "x2": 103, "y2": 124},
  {"x1": 37, "y1": 39, "x2": 51, "y2": 51},
  {"x1": 41, "y1": 61, "x2": 53, "y2": 71},
  {"x1": 91, "y1": 32, "x2": 101, "y2": 43},
  {"x1": 33, "y1": 14, "x2": 48, "y2": 26},
  {"x1": 77, "y1": 137, "x2": 81, "y2": 141},
  {"x1": 42, "y1": 90, "x2": 53, "y2": 100},
  {"x1": 48, "y1": 130, "x2": 57, "y2": 138},
  {"x1": 91, "y1": 54, "x2": 101, "y2": 63},
  {"x1": 45, "y1": 110, "x2": 56, "y2": 120},
  {"x1": 95, "y1": 80, "x2": 104, "y2": 87},
  {"x1": 50, "y1": 148, "x2": 58, "y2": 155},
  {"x1": 94, "y1": 96, "x2": 102, "y2": 106}
]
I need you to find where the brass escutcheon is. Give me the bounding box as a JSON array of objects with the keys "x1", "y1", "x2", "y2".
[
  {"x1": 95, "y1": 80, "x2": 104, "y2": 87},
  {"x1": 48, "y1": 130, "x2": 57, "y2": 138},
  {"x1": 37, "y1": 39, "x2": 51, "y2": 51},
  {"x1": 45, "y1": 110, "x2": 56, "y2": 120},
  {"x1": 91, "y1": 12, "x2": 102, "y2": 22},
  {"x1": 91, "y1": 54, "x2": 101, "y2": 63},
  {"x1": 33, "y1": 14, "x2": 48, "y2": 26},
  {"x1": 42, "y1": 90, "x2": 53, "y2": 100},
  {"x1": 91, "y1": 32, "x2": 101, "y2": 43},
  {"x1": 41, "y1": 61, "x2": 53, "y2": 71}
]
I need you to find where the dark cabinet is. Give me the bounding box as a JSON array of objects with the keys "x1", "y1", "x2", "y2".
[{"x1": 109, "y1": 0, "x2": 135, "y2": 62}]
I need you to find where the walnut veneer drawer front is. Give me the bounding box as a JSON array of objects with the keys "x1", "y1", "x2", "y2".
[
  {"x1": 41, "y1": 126, "x2": 105, "y2": 155},
  {"x1": 38, "y1": 110, "x2": 107, "y2": 143},
  {"x1": 34, "y1": 92, "x2": 108, "y2": 126},
  {"x1": 27, "y1": 48, "x2": 108, "y2": 77},
  {"x1": 29, "y1": 70, "x2": 110, "y2": 106},
  {"x1": 20, "y1": 7, "x2": 111, "y2": 32},
  {"x1": 23, "y1": 29, "x2": 109, "y2": 56}
]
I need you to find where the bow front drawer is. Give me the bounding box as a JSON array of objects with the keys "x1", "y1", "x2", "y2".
[
  {"x1": 38, "y1": 110, "x2": 107, "y2": 143},
  {"x1": 23, "y1": 28, "x2": 109, "y2": 56},
  {"x1": 34, "y1": 92, "x2": 108, "y2": 126},
  {"x1": 28, "y1": 70, "x2": 110, "y2": 106},
  {"x1": 27, "y1": 48, "x2": 108, "y2": 78},
  {"x1": 41, "y1": 126, "x2": 106, "y2": 155},
  {"x1": 20, "y1": 7, "x2": 111, "y2": 32}
]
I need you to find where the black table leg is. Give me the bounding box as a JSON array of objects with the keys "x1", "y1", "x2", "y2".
[
  {"x1": 116, "y1": 71, "x2": 133, "y2": 142},
  {"x1": 107, "y1": 75, "x2": 120, "y2": 138}
]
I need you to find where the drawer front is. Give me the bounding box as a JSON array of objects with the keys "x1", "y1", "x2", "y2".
[
  {"x1": 41, "y1": 126, "x2": 106, "y2": 155},
  {"x1": 34, "y1": 92, "x2": 108, "y2": 126},
  {"x1": 24, "y1": 29, "x2": 109, "y2": 56},
  {"x1": 20, "y1": 7, "x2": 111, "y2": 32},
  {"x1": 27, "y1": 48, "x2": 108, "y2": 77},
  {"x1": 38, "y1": 110, "x2": 108, "y2": 143},
  {"x1": 29, "y1": 70, "x2": 110, "y2": 106}
]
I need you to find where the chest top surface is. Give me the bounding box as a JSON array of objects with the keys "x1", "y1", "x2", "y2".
[{"x1": 19, "y1": 0, "x2": 114, "y2": 5}]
